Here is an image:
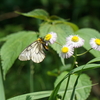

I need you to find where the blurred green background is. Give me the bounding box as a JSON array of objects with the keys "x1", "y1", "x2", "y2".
[{"x1": 0, "y1": 0, "x2": 100, "y2": 100}]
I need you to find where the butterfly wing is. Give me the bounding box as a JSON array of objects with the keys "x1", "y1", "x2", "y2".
[
  {"x1": 30, "y1": 41, "x2": 45, "y2": 63},
  {"x1": 18, "y1": 40, "x2": 45, "y2": 63},
  {"x1": 18, "y1": 45, "x2": 32, "y2": 61}
]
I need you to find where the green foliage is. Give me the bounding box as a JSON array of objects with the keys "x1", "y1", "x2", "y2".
[
  {"x1": 88, "y1": 57, "x2": 100, "y2": 63},
  {"x1": 0, "y1": 31, "x2": 37, "y2": 78},
  {"x1": 8, "y1": 91, "x2": 52, "y2": 100},
  {"x1": 7, "y1": 70, "x2": 94, "y2": 100},
  {"x1": 65, "y1": 22, "x2": 79, "y2": 32},
  {"x1": 15, "y1": 9, "x2": 49, "y2": 21},
  {"x1": 73, "y1": 64, "x2": 100, "y2": 73},
  {"x1": 49, "y1": 56, "x2": 100, "y2": 100},
  {"x1": 0, "y1": 68, "x2": 6, "y2": 100},
  {"x1": 16, "y1": 9, "x2": 79, "y2": 32},
  {"x1": 55, "y1": 72, "x2": 92, "y2": 100},
  {"x1": 7, "y1": 71, "x2": 93, "y2": 100},
  {"x1": 0, "y1": 7, "x2": 100, "y2": 100}
]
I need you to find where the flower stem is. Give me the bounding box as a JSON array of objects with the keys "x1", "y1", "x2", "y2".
[
  {"x1": 70, "y1": 73, "x2": 80, "y2": 100},
  {"x1": 76, "y1": 48, "x2": 92, "y2": 56},
  {"x1": 62, "y1": 74, "x2": 71, "y2": 100},
  {"x1": 72, "y1": 49, "x2": 77, "y2": 69}
]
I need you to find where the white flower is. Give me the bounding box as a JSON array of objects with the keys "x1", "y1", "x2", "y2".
[
  {"x1": 66, "y1": 35, "x2": 84, "y2": 48},
  {"x1": 59, "y1": 45, "x2": 74, "y2": 58},
  {"x1": 44, "y1": 32, "x2": 57, "y2": 44},
  {"x1": 90, "y1": 38, "x2": 100, "y2": 51}
]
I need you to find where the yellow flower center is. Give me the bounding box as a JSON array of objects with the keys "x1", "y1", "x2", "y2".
[
  {"x1": 71, "y1": 36, "x2": 79, "y2": 42},
  {"x1": 44, "y1": 34, "x2": 52, "y2": 41},
  {"x1": 61, "y1": 47, "x2": 69, "y2": 53},
  {"x1": 95, "y1": 39, "x2": 100, "y2": 45}
]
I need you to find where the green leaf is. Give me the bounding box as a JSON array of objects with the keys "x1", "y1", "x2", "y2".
[
  {"x1": 8, "y1": 76, "x2": 93, "y2": 100},
  {"x1": 65, "y1": 22, "x2": 79, "y2": 32},
  {"x1": 15, "y1": 9, "x2": 49, "y2": 20},
  {"x1": 46, "y1": 15, "x2": 79, "y2": 32},
  {"x1": 73, "y1": 64, "x2": 100, "y2": 73},
  {"x1": 50, "y1": 15, "x2": 66, "y2": 21},
  {"x1": 87, "y1": 57, "x2": 100, "y2": 64},
  {"x1": 39, "y1": 22, "x2": 74, "y2": 54},
  {"x1": 49, "y1": 63, "x2": 100, "y2": 100},
  {"x1": 54, "y1": 72, "x2": 92, "y2": 100},
  {"x1": 8, "y1": 90, "x2": 52, "y2": 100},
  {"x1": 75, "y1": 28, "x2": 100, "y2": 57},
  {"x1": 49, "y1": 73, "x2": 69, "y2": 100},
  {"x1": 0, "y1": 31, "x2": 37, "y2": 78},
  {"x1": 61, "y1": 58, "x2": 66, "y2": 67},
  {"x1": 0, "y1": 68, "x2": 6, "y2": 100}
]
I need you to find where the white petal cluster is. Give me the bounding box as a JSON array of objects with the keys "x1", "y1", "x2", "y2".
[
  {"x1": 59, "y1": 45, "x2": 74, "y2": 58},
  {"x1": 66, "y1": 35, "x2": 84, "y2": 48},
  {"x1": 44, "y1": 32, "x2": 57, "y2": 44},
  {"x1": 90, "y1": 38, "x2": 100, "y2": 51}
]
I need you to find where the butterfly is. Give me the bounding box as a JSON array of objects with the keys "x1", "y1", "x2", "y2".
[{"x1": 18, "y1": 38, "x2": 48, "y2": 63}]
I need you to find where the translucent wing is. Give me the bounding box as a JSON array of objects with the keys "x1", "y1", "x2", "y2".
[
  {"x1": 30, "y1": 42, "x2": 45, "y2": 63},
  {"x1": 18, "y1": 41, "x2": 45, "y2": 63},
  {"x1": 18, "y1": 44, "x2": 32, "y2": 61}
]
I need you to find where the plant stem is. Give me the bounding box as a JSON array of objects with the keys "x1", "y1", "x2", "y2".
[
  {"x1": 71, "y1": 49, "x2": 77, "y2": 69},
  {"x1": 76, "y1": 48, "x2": 92, "y2": 56},
  {"x1": 70, "y1": 71, "x2": 80, "y2": 100},
  {"x1": 0, "y1": 67, "x2": 6, "y2": 100},
  {"x1": 30, "y1": 61, "x2": 34, "y2": 92},
  {"x1": 62, "y1": 74, "x2": 71, "y2": 100}
]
